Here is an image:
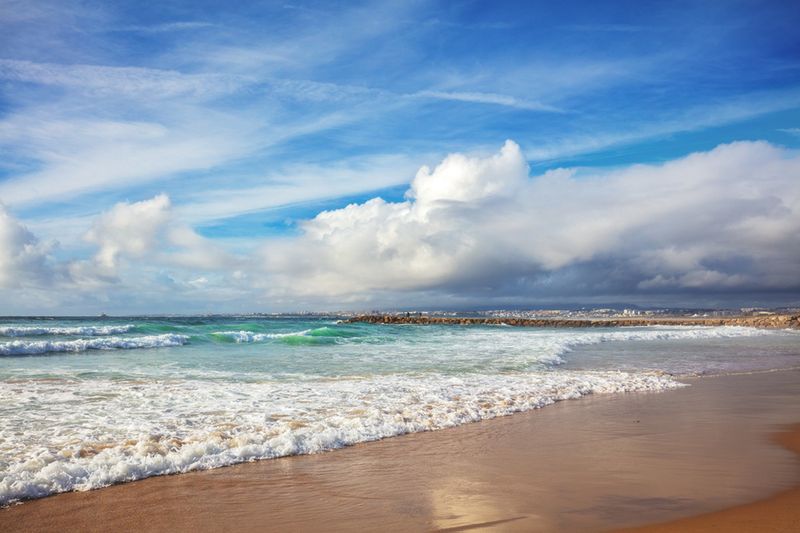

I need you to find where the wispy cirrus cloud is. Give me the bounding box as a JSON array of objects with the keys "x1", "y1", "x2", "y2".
[
  {"x1": 525, "y1": 88, "x2": 800, "y2": 162},
  {"x1": 0, "y1": 59, "x2": 246, "y2": 98},
  {"x1": 413, "y1": 90, "x2": 562, "y2": 112},
  {"x1": 175, "y1": 153, "x2": 425, "y2": 225},
  {"x1": 110, "y1": 21, "x2": 214, "y2": 33},
  {"x1": 0, "y1": 109, "x2": 259, "y2": 207}
]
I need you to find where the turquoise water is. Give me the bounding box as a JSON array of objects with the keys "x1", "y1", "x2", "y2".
[{"x1": 1, "y1": 316, "x2": 798, "y2": 505}]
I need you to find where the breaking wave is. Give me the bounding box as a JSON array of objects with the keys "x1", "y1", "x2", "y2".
[
  {"x1": 0, "y1": 334, "x2": 189, "y2": 356},
  {"x1": 0, "y1": 325, "x2": 135, "y2": 337},
  {"x1": 0, "y1": 370, "x2": 681, "y2": 505},
  {"x1": 212, "y1": 326, "x2": 359, "y2": 345}
]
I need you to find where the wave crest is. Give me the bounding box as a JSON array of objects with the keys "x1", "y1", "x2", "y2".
[
  {"x1": 0, "y1": 334, "x2": 188, "y2": 356},
  {"x1": 211, "y1": 326, "x2": 357, "y2": 344},
  {"x1": 0, "y1": 325, "x2": 135, "y2": 337}
]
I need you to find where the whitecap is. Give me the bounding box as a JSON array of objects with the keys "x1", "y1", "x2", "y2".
[
  {"x1": 0, "y1": 325, "x2": 136, "y2": 337},
  {"x1": 0, "y1": 334, "x2": 189, "y2": 356}
]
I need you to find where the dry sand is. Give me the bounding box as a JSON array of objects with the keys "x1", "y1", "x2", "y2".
[{"x1": 1, "y1": 370, "x2": 798, "y2": 532}]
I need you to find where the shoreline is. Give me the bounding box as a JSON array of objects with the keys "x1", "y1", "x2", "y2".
[
  {"x1": 347, "y1": 313, "x2": 800, "y2": 329},
  {"x1": 617, "y1": 423, "x2": 800, "y2": 532},
  {"x1": 2, "y1": 369, "x2": 799, "y2": 532}
]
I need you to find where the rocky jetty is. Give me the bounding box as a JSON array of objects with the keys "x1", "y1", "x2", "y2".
[{"x1": 346, "y1": 314, "x2": 800, "y2": 329}]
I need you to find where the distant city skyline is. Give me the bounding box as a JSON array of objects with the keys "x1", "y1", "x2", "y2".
[{"x1": 1, "y1": 0, "x2": 799, "y2": 314}]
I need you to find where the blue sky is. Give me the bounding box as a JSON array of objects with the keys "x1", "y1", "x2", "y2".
[{"x1": 1, "y1": 0, "x2": 800, "y2": 313}]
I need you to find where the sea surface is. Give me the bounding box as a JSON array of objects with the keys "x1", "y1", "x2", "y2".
[{"x1": 1, "y1": 315, "x2": 799, "y2": 505}]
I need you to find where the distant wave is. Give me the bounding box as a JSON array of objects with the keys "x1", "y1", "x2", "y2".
[
  {"x1": 0, "y1": 334, "x2": 188, "y2": 356},
  {"x1": 0, "y1": 325, "x2": 135, "y2": 337},
  {"x1": 462, "y1": 325, "x2": 776, "y2": 368},
  {"x1": 212, "y1": 330, "x2": 312, "y2": 343},
  {"x1": 571, "y1": 325, "x2": 771, "y2": 344},
  {"x1": 212, "y1": 326, "x2": 358, "y2": 344}
]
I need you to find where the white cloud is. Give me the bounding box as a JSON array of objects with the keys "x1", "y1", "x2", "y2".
[
  {"x1": 260, "y1": 140, "x2": 800, "y2": 301},
  {"x1": 0, "y1": 59, "x2": 245, "y2": 98},
  {"x1": 413, "y1": 90, "x2": 562, "y2": 112},
  {"x1": 0, "y1": 111, "x2": 256, "y2": 207},
  {"x1": 85, "y1": 194, "x2": 172, "y2": 271},
  {"x1": 175, "y1": 153, "x2": 425, "y2": 224},
  {"x1": 81, "y1": 194, "x2": 237, "y2": 277},
  {"x1": 112, "y1": 21, "x2": 214, "y2": 33},
  {"x1": 525, "y1": 90, "x2": 800, "y2": 162},
  {"x1": 2, "y1": 141, "x2": 799, "y2": 312},
  {"x1": 0, "y1": 204, "x2": 55, "y2": 288},
  {"x1": 408, "y1": 140, "x2": 528, "y2": 205}
]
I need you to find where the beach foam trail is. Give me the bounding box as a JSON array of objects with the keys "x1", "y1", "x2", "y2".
[
  {"x1": 0, "y1": 334, "x2": 188, "y2": 356},
  {"x1": 0, "y1": 325, "x2": 135, "y2": 337},
  {"x1": 0, "y1": 370, "x2": 681, "y2": 505}
]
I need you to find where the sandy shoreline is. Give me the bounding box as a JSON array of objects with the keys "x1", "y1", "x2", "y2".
[
  {"x1": 619, "y1": 423, "x2": 800, "y2": 532},
  {"x1": 2, "y1": 370, "x2": 799, "y2": 532}
]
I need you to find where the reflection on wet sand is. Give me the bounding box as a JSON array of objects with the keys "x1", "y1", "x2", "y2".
[{"x1": 429, "y1": 476, "x2": 539, "y2": 531}]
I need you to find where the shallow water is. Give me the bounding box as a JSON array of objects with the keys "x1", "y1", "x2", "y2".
[{"x1": 1, "y1": 315, "x2": 798, "y2": 505}]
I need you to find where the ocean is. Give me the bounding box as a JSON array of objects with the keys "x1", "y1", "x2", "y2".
[{"x1": 1, "y1": 315, "x2": 799, "y2": 505}]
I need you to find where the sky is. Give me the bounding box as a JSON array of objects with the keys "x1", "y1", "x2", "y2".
[{"x1": 1, "y1": 0, "x2": 800, "y2": 314}]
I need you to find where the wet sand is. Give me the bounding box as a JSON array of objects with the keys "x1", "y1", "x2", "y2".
[
  {"x1": 2, "y1": 370, "x2": 799, "y2": 532},
  {"x1": 619, "y1": 424, "x2": 800, "y2": 532}
]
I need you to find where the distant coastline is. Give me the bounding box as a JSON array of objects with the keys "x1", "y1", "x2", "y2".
[{"x1": 347, "y1": 313, "x2": 800, "y2": 329}]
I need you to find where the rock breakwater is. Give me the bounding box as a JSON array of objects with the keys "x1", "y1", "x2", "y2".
[{"x1": 347, "y1": 314, "x2": 800, "y2": 329}]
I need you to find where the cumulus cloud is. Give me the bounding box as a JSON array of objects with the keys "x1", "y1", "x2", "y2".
[
  {"x1": 2, "y1": 141, "x2": 799, "y2": 312},
  {"x1": 0, "y1": 204, "x2": 55, "y2": 287},
  {"x1": 80, "y1": 194, "x2": 236, "y2": 278},
  {"x1": 1, "y1": 193, "x2": 241, "y2": 313},
  {"x1": 85, "y1": 194, "x2": 173, "y2": 271},
  {"x1": 262, "y1": 140, "x2": 800, "y2": 302},
  {"x1": 61, "y1": 194, "x2": 239, "y2": 288}
]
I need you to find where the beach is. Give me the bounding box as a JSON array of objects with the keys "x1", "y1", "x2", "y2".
[
  {"x1": 621, "y1": 424, "x2": 800, "y2": 532},
  {"x1": 3, "y1": 0, "x2": 800, "y2": 530},
  {"x1": 2, "y1": 368, "x2": 798, "y2": 532}
]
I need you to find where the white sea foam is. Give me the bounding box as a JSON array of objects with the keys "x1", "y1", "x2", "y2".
[
  {"x1": 540, "y1": 325, "x2": 772, "y2": 362},
  {"x1": 0, "y1": 370, "x2": 682, "y2": 505},
  {"x1": 213, "y1": 330, "x2": 312, "y2": 342},
  {"x1": 0, "y1": 325, "x2": 135, "y2": 337},
  {"x1": 0, "y1": 334, "x2": 188, "y2": 356},
  {"x1": 416, "y1": 325, "x2": 775, "y2": 370}
]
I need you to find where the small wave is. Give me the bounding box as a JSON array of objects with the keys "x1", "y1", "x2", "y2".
[
  {"x1": 212, "y1": 330, "x2": 312, "y2": 343},
  {"x1": 0, "y1": 334, "x2": 189, "y2": 356},
  {"x1": 0, "y1": 325, "x2": 136, "y2": 337},
  {"x1": 212, "y1": 326, "x2": 358, "y2": 344},
  {"x1": 305, "y1": 326, "x2": 361, "y2": 338}
]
